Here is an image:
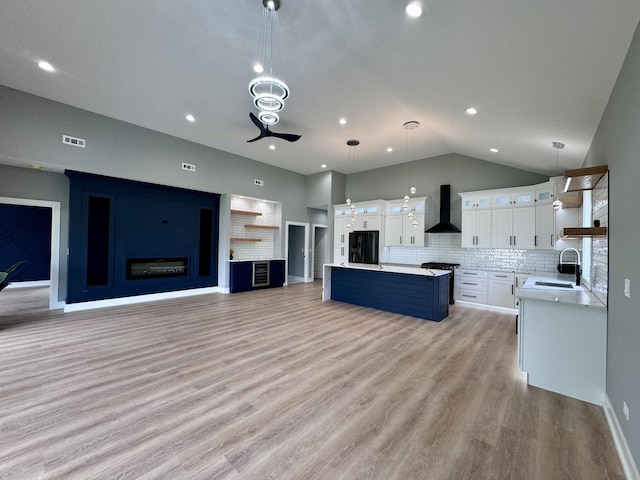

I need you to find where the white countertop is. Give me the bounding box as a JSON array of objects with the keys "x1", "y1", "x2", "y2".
[
  {"x1": 326, "y1": 263, "x2": 450, "y2": 277},
  {"x1": 517, "y1": 275, "x2": 606, "y2": 309}
]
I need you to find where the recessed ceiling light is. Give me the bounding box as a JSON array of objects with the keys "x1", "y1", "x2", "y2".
[
  {"x1": 466, "y1": 107, "x2": 478, "y2": 115},
  {"x1": 30, "y1": 164, "x2": 43, "y2": 170},
  {"x1": 253, "y1": 63, "x2": 264, "y2": 74},
  {"x1": 38, "y1": 60, "x2": 55, "y2": 72},
  {"x1": 185, "y1": 114, "x2": 196, "y2": 122},
  {"x1": 490, "y1": 148, "x2": 499, "y2": 153},
  {"x1": 321, "y1": 164, "x2": 327, "y2": 169},
  {"x1": 387, "y1": 147, "x2": 393, "y2": 152},
  {"x1": 269, "y1": 144, "x2": 276, "y2": 150},
  {"x1": 339, "y1": 118, "x2": 347, "y2": 125},
  {"x1": 406, "y1": 2, "x2": 423, "y2": 18}
]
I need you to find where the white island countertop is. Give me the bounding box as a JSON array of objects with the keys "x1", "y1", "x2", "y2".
[
  {"x1": 326, "y1": 263, "x2": 451, "y2": 277},
  {"x1": 517, "y1": 275, "x2": 605, "y2": 309}
]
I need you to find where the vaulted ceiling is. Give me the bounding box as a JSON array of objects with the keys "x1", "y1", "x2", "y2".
[{"x1": 1, "y1": 0, "x2": 639, "y2": 175}]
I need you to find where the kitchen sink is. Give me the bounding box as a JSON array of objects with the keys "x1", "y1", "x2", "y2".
[{"x1": 534, "y1": 281, "x2": 574, "y2": 289}]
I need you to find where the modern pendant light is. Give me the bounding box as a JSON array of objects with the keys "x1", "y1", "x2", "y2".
[
  {"x1": 249, "y1": 0, "x2": 290, "y2": 125},
  {"x1": 403, "y1": 120, "x2": 420, "y2": 214},
  {"x1": 552, "y1": 141, "x2": 565, "y2": 210},
  {"x1": 345, "y1": 139, "x2": 360, "y2": 229}
]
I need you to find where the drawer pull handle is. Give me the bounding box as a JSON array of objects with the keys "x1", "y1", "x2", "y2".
[
  {"x1": 462, "y1": 282, "x2": 477, "y2": 285},
  {"x1": 462, "y1": 294, "x2": 477, "y2": 298}
]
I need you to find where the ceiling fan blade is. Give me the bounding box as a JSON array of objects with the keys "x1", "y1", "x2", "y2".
[
  {"x1": 249, "y1": 112, "x2": 268, "y2": 133},
  {"x1": 270, "y1": 132, "x2": 302, "y2": 142},
  {"x1": 246, "y1": 133, "x2": 267, "y2": 143}
]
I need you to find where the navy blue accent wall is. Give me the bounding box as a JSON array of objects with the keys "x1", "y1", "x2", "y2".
[
  {"x1": 331, "y1": 267, "x2": 449, "y2": 321},
  {"x1": 0, "y1": 204, "x2": 52, "y2": 281},
  {"x1": 66, "y1": 171, "x2": 220, "y2": 303}
]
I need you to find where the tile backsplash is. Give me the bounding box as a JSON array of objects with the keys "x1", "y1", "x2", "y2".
[
  {"x1": 591, "y1": 172, "x2": 608, "y2": 305},
  {"x1": 387, "y1": 232, "x2": 560, "y2": 274},
  {"x1": 230, "y1": 196, "x2": 280, "y2": 261}
]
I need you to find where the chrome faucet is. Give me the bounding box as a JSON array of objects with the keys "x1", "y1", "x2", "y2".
[{"x1": 560, "y1": 247, "x2": 581, "y2": 286}]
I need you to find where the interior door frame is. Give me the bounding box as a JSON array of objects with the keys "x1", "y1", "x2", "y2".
[
  {"x1": 0, "y1": 196, "x2": 62, "y2": 309},
  {"x1": 284, "y1": 221, "x2": 310, "y2": 284},
  {"x1": 311, "y1": 223, "x2": 328, "y2": 280}
]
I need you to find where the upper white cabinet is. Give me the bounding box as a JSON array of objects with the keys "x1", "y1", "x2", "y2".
[
  {"x1": 534, "y1": 184, "x2": 555, "y2": 205},
  {"x1": 384, "y1": 197, "x2": 427, "y2": 247},
  {"x1": 491, "y1": 207, "x2": 536, "y2": 249},
  {"x1": 461, "y1": 209, "x2": 491, "y2": 248},
  {"x1": 461, "y1": 194, "x2": 491, "y2": 210},
  {"x1": 535, "y1": 203, "x2": 555, "y2": 249},
  {"x1": 491, "y1": 190, "x2": 534, "y2": 208}
]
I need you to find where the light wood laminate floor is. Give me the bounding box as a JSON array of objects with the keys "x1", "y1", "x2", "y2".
[{"x1": 0, "y1": 283, "x2": 624, "y2": 479}]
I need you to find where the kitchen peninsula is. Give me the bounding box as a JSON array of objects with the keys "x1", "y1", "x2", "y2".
[{"x1": 322, "y1": 264, "x2": 450, "y2": 321}]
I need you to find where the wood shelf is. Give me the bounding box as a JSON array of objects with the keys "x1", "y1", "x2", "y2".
[
  {"x1": 563, "y1": 165, "x2": 608, "y2": 192},
  {"x1": 230, "y1": 237, "x2": 262, "y2": 242},
  {"x1": 231, "y1": 209, "x2": 262, "y2": 216},
  {"x1": 558, "y1": 195, "x2": 583, "y2": 208},
  {"x1": 561, "y1": 227, "x2": 607, "y2": 239},
  {"x1": 244, "y1": 224, "x2": 279, "y2": 230}
]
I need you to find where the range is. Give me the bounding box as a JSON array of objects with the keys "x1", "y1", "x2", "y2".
[{"x1": 421, "y1": 262, "x2": 460, "y2": 305}]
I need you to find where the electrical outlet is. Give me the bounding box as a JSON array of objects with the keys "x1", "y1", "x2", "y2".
[
  {"x1": 624, "y1": 279, "x2": 631, "y2": 298},
  {"x1": 62, "y1": 134, "x2": 86, "y2": 148},
  {"x1": 181, "y1": 162, "x2": 196, "y2": 172},
  {"x1": 254, "y1": 179, "x2": 264, "y2": 186},
  {"x1": 623, "y1": 401, "x2": 630, "y2": 421}
]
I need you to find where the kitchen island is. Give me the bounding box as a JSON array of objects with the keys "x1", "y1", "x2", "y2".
[
  {"x1": 323, "y1": 263, "x2": 450, "y2": 321},
  {"x1": 517, "y1": 275, "x2": 606, "y2": 405}
]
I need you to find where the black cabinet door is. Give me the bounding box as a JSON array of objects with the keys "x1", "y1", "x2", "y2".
[
  {"x1": 269, "y1": 260, "x2": 285, "y2": 288},
  {"x1": 229, "y1": 262, "x2": 253, "y2": 293}
]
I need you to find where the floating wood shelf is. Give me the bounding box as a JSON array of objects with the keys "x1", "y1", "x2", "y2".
[
  {"x1": 231, "y1": 209, "x2": 262, "y2": 216},
  {"x1": 563, "y1": 165, "x2": 608, "y2": 192},
  {"x1": 230, "y1": 237, "x2": 262, "y2": 242},
  {"x1": 244, "y1": 224, "x2": 279, "y2": 230},
  {"x1": 561, "y1": 227, "x2": 607, "y2": 239},
  {"x1": 558, "y1": 195, "x2": 583, "y2": 208}
]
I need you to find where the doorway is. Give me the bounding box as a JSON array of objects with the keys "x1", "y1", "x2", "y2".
[
  {"x1": 285, "y1": 222, "x2": 310, "y2": 284},
  {"x1": 0, "y1": 197, "x2": 62, "y2": 309},
  {"x1": 311, "y1": 224, "x2": 328, "y2": 280}
]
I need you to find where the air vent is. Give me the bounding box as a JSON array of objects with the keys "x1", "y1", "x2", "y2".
[
  {"x1": 182, "y1": 162, "x2": 196, "y2": 172},
  {"x1": 62, "y1": 135, "x2": 86, "y2": 148}
]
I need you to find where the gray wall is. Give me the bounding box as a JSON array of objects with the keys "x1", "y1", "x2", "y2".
[
  {"x1": 347, "y1": 153, "x2": 548, "y2": 229},
  {"x1": 0, "y1": 165, "x2": 70, "y2": 298},
  {"x1": 0, "y1": 85, "x2": 316, "y2": 296},
  {"x1": 584, "y1": 19, "x2": 640, "y2": 463}
]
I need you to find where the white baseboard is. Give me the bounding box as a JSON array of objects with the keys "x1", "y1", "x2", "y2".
[
  {"x1": 453, "y1": 300, "x2": 517, "y2": 314},
  {"x1": 63, "y1": 286, "x2": 225, "y2": 312},
  {"x1": 604, "y1": 393, "x2": 639, "y2": 480},
  {"x1": 5, "y1": 280, "x2": 51, "y2": 289}
]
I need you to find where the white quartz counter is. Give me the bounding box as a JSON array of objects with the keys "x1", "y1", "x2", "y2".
[
  {"x1": 229, "y1": 258, "x2": 285, "y2": 263},
  {"x1": 517, "y1": 275, "x2": 605, "y2": 309}
]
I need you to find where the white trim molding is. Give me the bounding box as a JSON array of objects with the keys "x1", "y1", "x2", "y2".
[{"x1": 604, "y1": 394, "x2": 640, "y2": 480}]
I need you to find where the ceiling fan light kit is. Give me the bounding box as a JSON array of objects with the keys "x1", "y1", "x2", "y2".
[{"x1": 247, "y1": 0, "x2": 301, "y2": 142}]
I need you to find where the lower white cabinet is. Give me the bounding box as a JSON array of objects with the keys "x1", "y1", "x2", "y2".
[
  {"x1": 454, "y1": 269, "x2": 488, "y2": 304},
  {"x1": 488, "y1": 272, "x2": 515, "y2": 308}
]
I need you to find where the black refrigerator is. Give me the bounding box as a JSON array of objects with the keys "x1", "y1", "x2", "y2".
[{"x1": 349, "y1": 230, "x2": 379, "y2": 265}]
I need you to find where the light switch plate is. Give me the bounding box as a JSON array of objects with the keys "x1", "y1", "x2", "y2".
[{"x1": 624, "y1": 278, "x2": 631, "y2": 298}]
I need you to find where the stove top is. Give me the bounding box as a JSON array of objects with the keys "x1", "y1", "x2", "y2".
[{"x1": 421, "y1": 262, "x2": 460, "y2": 269}]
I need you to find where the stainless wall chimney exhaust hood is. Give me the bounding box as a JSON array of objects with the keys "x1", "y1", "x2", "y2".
[{"x1": 425, "y1": 185, "x2": 461, "y2": 233}]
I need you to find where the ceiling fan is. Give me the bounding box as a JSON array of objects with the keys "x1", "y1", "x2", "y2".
[{"x1": 246, "y1": 112, "x2": 301, "y2": 143}]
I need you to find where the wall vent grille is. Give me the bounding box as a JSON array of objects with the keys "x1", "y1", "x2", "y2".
[{"x1": 63, "y1": 135, "x2": 86, "y2": 148}]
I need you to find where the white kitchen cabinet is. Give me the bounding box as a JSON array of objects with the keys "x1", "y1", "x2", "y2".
[
  {"x1": 353, "y1": 215, "x2": 381, "y2": 231},
  {"x1": 514, "y1": 274, "x2": 529, "y2": 298},
  {"x1": 534, "y1": 203, "x2": 555, "y2": 249},
  {"x1": 488, "y1": 271, "x2": 515, "y2": 308},
  {"x1": 519, "y1": 297, "x2": 606, "y2": 405},
  {"x1": 384, "y1": 197, "x2": 426, "y2": 247},
  {"x1": 461, "y1": 209, "x2": 491, "y2": 248},
  {"x1": 491, "y1": 190, "x2": 534, "y2": 208},
  {"x1": 491, "y1": 207, "x2": 535, "y2": 249},
  {"x1": 461, "y1": 194, "x2": 491, "y2": 210},
  {"x1": 454, "y1": 269, "x2": 488, "y2": 304},
  {"x1": 534, "y1": 184, "x2": 555, "y2": 205}
]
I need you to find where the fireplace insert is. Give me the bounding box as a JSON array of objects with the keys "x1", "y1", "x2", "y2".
[{"x1": 126, "y1": 257, "x2": 188, "y2": 280}]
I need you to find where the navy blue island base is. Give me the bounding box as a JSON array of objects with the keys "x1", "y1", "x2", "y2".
[{"x1": 329, "y1": 266, "x2": 450, "y2": 322}]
